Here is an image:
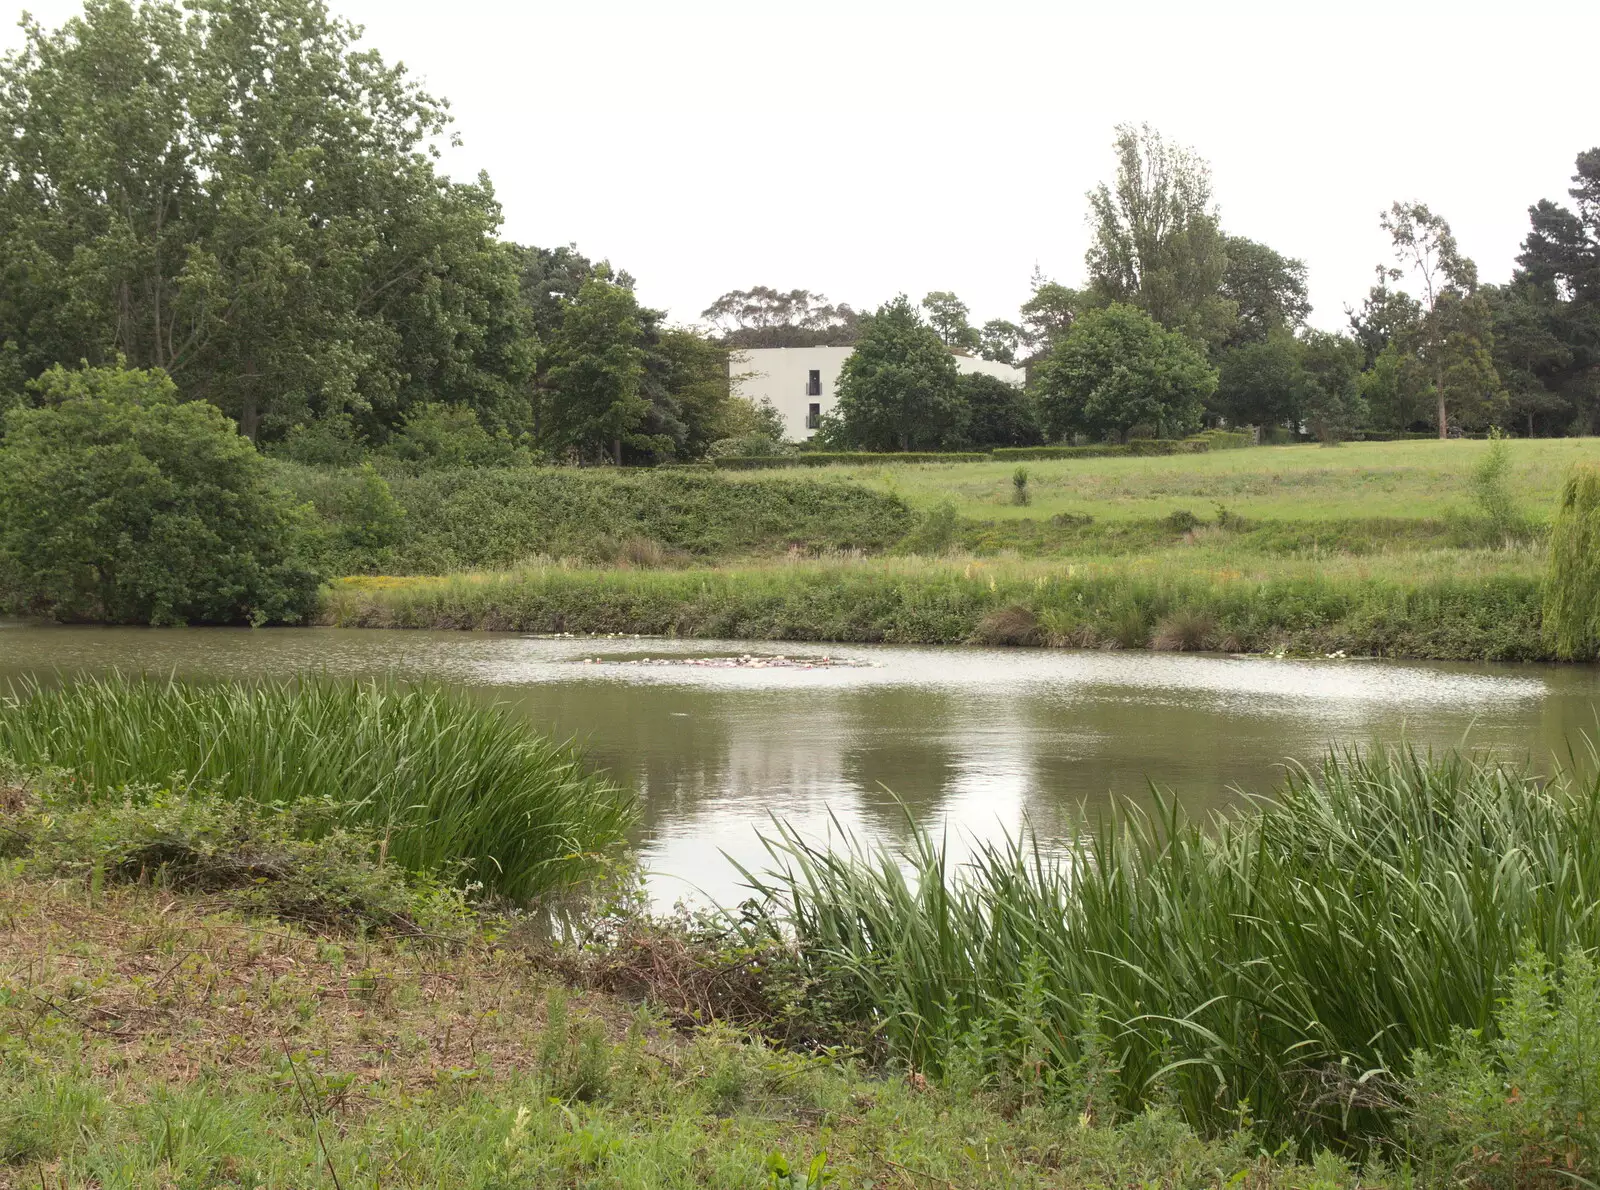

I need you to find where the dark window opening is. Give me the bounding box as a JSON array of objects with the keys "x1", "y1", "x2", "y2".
[
  {"x1": 807, "y1": 369, "x2": 822, "y2": 397},
  {"x1": 806, "y1": 402, "x2": 821, "y2": 430}
]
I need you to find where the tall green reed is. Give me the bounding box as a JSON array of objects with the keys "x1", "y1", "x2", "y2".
[
  {"x1": 0, "y1": 675, "x2": 634, "y2": 901},
  {"x1": 738, "y1": 748, "x2": 1600, "y2": 1146}
]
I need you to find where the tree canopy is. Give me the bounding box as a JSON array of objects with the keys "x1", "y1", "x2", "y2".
[
  {"x1": 828, "y1": 297, "x2": 963, "y2": 451},
  {"x1": 700, "y1": 287, "x2": 859, "y2": 348},
  {"x1": 1034, "y1": 303, "x2": 1215, "y2": 443},
  {"x1": 0, "y1": 0, "x2": 532, "y2": 445}
]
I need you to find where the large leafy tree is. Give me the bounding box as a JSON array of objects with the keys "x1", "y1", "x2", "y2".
[
  {"x1": 1298, "y1": 331, "x2": 1366, "y2": 443},
  {"x1": 0, "y1": 0, "x2": 531, "y2": 444},
  {"x1": 1220, "y1": 236, "x2": 1310, "y2": 347},
  {"x1": 1034, "y1": 303, "x2": 1215, "y2": 443},
  {"x1": 538, "y1": 277, "x2": 653, "y2": 465},
  {"x1": 0, "y1": 362, "x2": 320, "y2": 624},
  {"x1": 1215, "y1": 331, "x2": 1304, "y2": 428},
  {"x1": 829, "y1": 296, "x2": 963, "y2": 451},
  {"x1": 1085, "y1": 124, "x2": 1235, "y2": 350},
  {"x1": 1378, "y1": 202, "x2": 1503, "y2": 436},
  {"x1": 958, "y1": 372, "x2": 1042, "y2": 447}
]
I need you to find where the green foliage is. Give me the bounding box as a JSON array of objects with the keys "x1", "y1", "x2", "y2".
[
  {"x1": 277, "y1": 463, "x2": 917, "y2": 571},
  {"x1": 0, "y1": 362, "x2": 321, "y2": 625},
  {"x1": 0, "y1": 0, "x2": 532, "y2": 443},
  {"x1": 1085, "y1": 123, "x2": 1235, "y2": 349},
  {"x1": 1034, "y1": 304, "x2": 1216, "y2": 442},
  {"x1": 920, "y1": 291, "x2": 980, "y2": 351},
  {"x1": 1215, "y1": 330, "x2": 1304, "y2": 426},
  {"x1": 956, "y1": 371, "x2": 1043, "y2": 447},
  {"x1": 829, "y1": 296, "x2": 964, "y2": 451},
  {"x1": 540, "y1": 276, "x2": 653, "y2": 464},
  {"x1": 1543, "y1": 463, "x2": 1600, "y2": 659},
  {"x1": 739, "y1": 749, "x2": 1600, "y2": 1145},
  {"x1": 1011, "y1": 466, "x2": 1030, "y2": 505},
  {"x1": 1408, "y1": 945, "x2": 1600, "y2": 1188},
  {"x1": 378, "y1": 403, "x2": 522, "y2": 470},
  {"x1": 1467, "y1": 430, "x2": 1526, "y2": 540},
  {"x1": 0, "y1": 675, "x2": 634, "y2": 901},
  {"x1": 1220, "y1": 235, "x2": 1311, "y2": 346},
  {"x1": 1300, "y1": 330, "x2": 1367, "y2": 444}
]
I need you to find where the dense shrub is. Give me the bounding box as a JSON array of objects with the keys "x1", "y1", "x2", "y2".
[
  {"x1": 275, "y1": 462, "x2": 918, "y2": 572},
  {"x1": 0, "y1": 364, "x2": 321, "y2": 625}
]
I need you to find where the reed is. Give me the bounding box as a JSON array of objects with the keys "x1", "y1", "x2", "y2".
[
  {"x1": 738, "y1": 748, "x2": 1600, "y2": 1146},
  {"x1": 0, "y1": 675, "x2": 634, "y2": 900}
]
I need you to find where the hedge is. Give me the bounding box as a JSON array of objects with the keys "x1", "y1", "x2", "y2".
[
  {"x1": 712, "y1": 452, "x2": 993, "y2": 469},
  {"x1": 992, "y1": 440, "x2": 1211, "y2": 461}
]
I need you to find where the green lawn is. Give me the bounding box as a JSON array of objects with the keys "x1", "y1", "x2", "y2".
[{"x1": 730, "y1": 438, "x2": 1600, "y2": 523}]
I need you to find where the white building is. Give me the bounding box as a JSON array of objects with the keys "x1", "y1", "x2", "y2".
[{"x1": 729, "y1": 346, "x2": 1026, "y2": 441}]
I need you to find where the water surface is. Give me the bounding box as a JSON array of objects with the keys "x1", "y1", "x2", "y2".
[{"x1": 3, "y1": 623, "x2": 1596, "y2": 906}]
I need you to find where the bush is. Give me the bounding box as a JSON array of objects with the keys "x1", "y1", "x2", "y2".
[
  {"x1": 1408, "y1": 945, "x2": 1600, "y2": 1189},
  {"x1": 712, "y1": 451, "x2": 991, "y2": 469},
  {"x1": 0, "y1": 364, "x2": 322, "y2": 625},
  {"x1": 1467, "y1": 432, "x2": 1527, "y2": 543},
  {"x1": 1544, "y1": 463, "x2": 1600, "y2": 659},
  {"x1": 0, "y1": 676, "x2": 635, "y2": 901}
]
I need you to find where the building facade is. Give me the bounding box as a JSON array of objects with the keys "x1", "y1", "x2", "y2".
[{"x1": 729, "y1": 346, "x2": 1026, "y2": 441}]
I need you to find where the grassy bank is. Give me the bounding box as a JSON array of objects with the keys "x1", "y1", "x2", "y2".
[
  {"x1": 0, "y1": 676, "x2": 633, "y2": 901},
  {"x1": 272, "y1": 462, "x2": 917, "y2": 574},
  {"x1": 5, "y1": 755, "x2": 1600, "y2": 1183},
  {"x1": 740, "y1": 438, "x2": 1600, "y2": 523},
  {"x1": 324, "y1": 549, "x2": 1550, "y2": 661},
  {"x1": 742, "y1": 748, "x2": 1600, "y2": 1150}
]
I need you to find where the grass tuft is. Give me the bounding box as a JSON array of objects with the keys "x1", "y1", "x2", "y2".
[{"x1": 0, "y1": 675, "x2": 634, "y2": 901}]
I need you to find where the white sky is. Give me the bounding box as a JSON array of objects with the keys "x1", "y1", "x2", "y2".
[{"x1": 6, "y1": 0, "x2": 1598, "y2": 332}]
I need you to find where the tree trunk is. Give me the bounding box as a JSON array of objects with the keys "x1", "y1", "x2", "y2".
[{"x1": 613, "y1": 436, "x2": 622, "y2": 466}]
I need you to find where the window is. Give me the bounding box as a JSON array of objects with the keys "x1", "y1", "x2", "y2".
[
  {"x1": 806, "y1": 402, "x2": 821, "y2": 430},
  {"x1": 807, "y1": 369, "x2": 821, "y2": 397}
]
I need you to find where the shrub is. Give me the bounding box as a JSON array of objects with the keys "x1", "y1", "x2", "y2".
[
  {"x1": 1011, "y1": 466, "x2": 1030, "y2": 505},
  {"x1": 1407, "y1": 945, "x2": 1600, "y2": 1189},
  {"x1": 0, "y1": 363, "x2": 322, "y2": 625},
  {"x1": 971, "y1": 604, "x2": 1041, "y2": 646},
  {"x1": 0, "y1": 676, "x2": 635, "y2": 901},
  {"x1": 1543, "y1": 463, "x2": 1600, "y2": 659},
  {"x1": 1467, "y1": 431, "x2": 1526, "y2": 543},
  {"x1": 992, "y1": 440, "x2": 1207, "y2": 461}
]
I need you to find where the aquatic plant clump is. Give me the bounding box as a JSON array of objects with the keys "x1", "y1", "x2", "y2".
[
  {"x1": 0, "y1": 675, "x2": 634, "y2": 901},
  {"x1": 739, "y1": 748, "x2": 1600, "y2": 1146}
]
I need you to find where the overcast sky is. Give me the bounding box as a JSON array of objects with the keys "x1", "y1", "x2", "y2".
[{"x1": 6, "y1": 0, "x2": 1598, "y2": 332}]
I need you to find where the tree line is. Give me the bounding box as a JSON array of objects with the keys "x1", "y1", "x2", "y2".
[
  {"x1": 749, "y1": 126, "x2": 1600, "y2": 450},
  {"x1": 1, "y1": 4, "x2": 1595, "y2": 460}
]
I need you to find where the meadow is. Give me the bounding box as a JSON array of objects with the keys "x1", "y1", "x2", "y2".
[{"x1": 743, "y1": 437, "x2": 1600, "y2": 523}]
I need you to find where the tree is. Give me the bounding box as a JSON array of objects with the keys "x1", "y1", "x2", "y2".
[
  {"x1": 1019, "y1": 272, "x2": 1083, "y2": 357},
  {"x1": 655, "y1": 327, "x2": 735, "y2": 460},
  {"x1": 1298, "y1": 331, "x2": 1366, "y2": 443},
  {"x1": 1506, "y1": 149, "x2": 1600, "y2": 434},
  {"x1": 0, "y1": 0, "x2": 532, "y2": 445},
  {"x1": 958, "y1": 372, "x2": 1042, "y2": 447},
  {"x1": 0, "y1": 362, "x2": 320, "y2": 624},
  {"x1": 1085, "y1": 124, "x2": 1235, "y2": 349},
  {"x1": 1221, "y1": 236, "x2": 1310, "y2": 346},
  {"x1": 921, "y1": 292, "x2": 981, "y2": 352},
  {"x1": 539, "y1": 277, "x2": 653, "y2": 464},
  {"x1": 1034, "y1": 303, "x2": 1216, "y2": 443},
  {"x1": 1379, "y1": 202, "x2": 1504, "y2": 437},
  {"x1": 1215, "y1": 332, "x2": 1304, "y2": 428},
  {"x1": 1346, "y1": 269, "x2": 1422, "y2": 368},
  {"x1": 829, "y1": 296, "x2": 964, "y2": 451},
  {"x1": 1484, "y1": 282, "x2": 1575, "y2": 436},
  {"x1": 699, "y1": 287, "x2": 859, "y2": 348},
  {"x1": 979, "y1": 319, "x2": 1023, "y2": 364}
]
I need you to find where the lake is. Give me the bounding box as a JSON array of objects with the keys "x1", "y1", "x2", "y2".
[{"x1": 3, "y1": 622, "x2": 1596, "y2": 906}]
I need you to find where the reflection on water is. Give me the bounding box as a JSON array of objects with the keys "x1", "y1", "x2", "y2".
[{"x1": 2, "y1": 623, "x2": 1596, "y2": 906}]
